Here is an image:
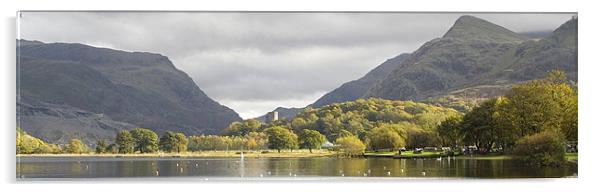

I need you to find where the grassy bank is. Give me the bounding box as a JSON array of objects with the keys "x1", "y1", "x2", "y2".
[
  {"x1": 17, "y1": 150, "x2": 337, "y2": 158},
  {"x1": 17, "y1": 151, "x2": 578, "y2": 161},
  {"x1": 566, "y1": 153, "x2": 578, "y2": 161},
  {"x1": 454, "y1": 155, "x2": 512, "y2": 160},
  {"x1": 363, "y1": 151, "x2": 578, "y2": 162},
  {"x1": 363, "y1": 151, "x2": 457, "y2": 158}
]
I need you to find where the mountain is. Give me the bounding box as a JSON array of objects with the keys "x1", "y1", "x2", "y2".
[
  {"x1": 310, "y1": 53, "x2": 410, "y2": 107},
  {"x1": 519, "y1": 30, "x2": 554, "y2": 39},
  {"x1": 18, "y1": 100, "x2": 136, "y2": 145},
  {"x1": 365, "y1": 15, "x2": 577, "y2": 101},
  {"x1": 491, "y1": 17, "x2": 577, "y2": 82},
  {"x1": 255, "y1": 53, "x2": 410, "y2": 121},
  {"x1": 443, "y1": 15, "x2": 529, "y2": 43},
  {"x1": 17, "y1": 40, "x2": 242, "y2": 144}
]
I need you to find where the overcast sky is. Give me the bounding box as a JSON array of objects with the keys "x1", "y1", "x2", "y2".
[{"x1": 18, "y1": 12, "x2": 576, "y2": 119}]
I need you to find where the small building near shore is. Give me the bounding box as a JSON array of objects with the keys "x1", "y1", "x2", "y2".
[{"x1": 321, "y1": 141, "x2": 337, "y2": 149}]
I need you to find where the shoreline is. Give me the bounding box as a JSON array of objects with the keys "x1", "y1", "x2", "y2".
[
  {"x1": 16, "y1": 150, "x2": 338, "y2": 158},
  {"x1": 16, "y1": 151, "x2": 578, "y2": 162}
]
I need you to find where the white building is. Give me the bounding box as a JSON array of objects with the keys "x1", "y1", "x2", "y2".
[{"x1": 265, "y1": 111, "x2": 278, "y2": 122}]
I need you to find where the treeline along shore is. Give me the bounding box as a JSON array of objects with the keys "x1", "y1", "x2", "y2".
[{"x1": 17, "y1": 71, "x2": 577, "y2": 166}]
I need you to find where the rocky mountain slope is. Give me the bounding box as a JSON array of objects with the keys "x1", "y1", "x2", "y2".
[
  {"x1": 365, "y1": 15, "x2": 577, "y2": 101},
  {"x1": 310, "y1": 53, "x2": 410, "y2": 107},
  {"x1": 17, "y1": 40, "x2": 242, "y2": 144}
]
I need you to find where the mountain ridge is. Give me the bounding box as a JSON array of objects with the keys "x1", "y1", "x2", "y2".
[
  {"x1": 18, "y1": 40, "x2": 242, "y2": 144},
  {"x1": 365, "y1": 16, "x2": 576, "y2": 101},
  {"x1": 310, "y1": 53, "x2": 411, "y2": 108},
  {"x1": 443, "y1": 15, "x2": 529, "y2": 43}
]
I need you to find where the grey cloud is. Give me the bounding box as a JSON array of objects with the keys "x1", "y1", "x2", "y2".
[
  {"x1": 175, "y1": 43, "x2": 408, "y2": 101},
  {"x1": 18, "y1": 12, "x2": 576, "y2": 118}
]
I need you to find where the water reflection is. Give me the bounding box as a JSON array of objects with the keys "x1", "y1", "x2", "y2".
[{"x1": 16, "y1": 157, "x2": 577, "y2": 179}]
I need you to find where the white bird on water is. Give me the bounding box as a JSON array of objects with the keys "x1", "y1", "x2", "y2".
[
  {"x1": 421, "y1": 171, "x2": 426, "y2": 176},
  {"x1": 387, "y1": 171, "x2": 391, "y2": 176},
  {"x1": 155, "y1": 170, "x2": 159, "y2": 176}
]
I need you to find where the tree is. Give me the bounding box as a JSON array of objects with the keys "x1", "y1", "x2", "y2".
[
  {"x1": 159, "y1": 131, "x2": 189, "y2": 153},
  {"x1": 336, "y1": 130, "x2": 354, "y2": 139},
  {"x1": 292, "y1": 98, "x2": 459, "y2": 142},
  {"x1": 460, "y1": 97, "x2": 511, "y2": 152},
  {"x1": 130, "y1": 128, "x2": 159, "y2": 153},
  {"x1": 17, "y1": 127, "x2": 60, "y2": 154},
  {"x1": 335, "y1": 136, "x2": 365, "y2": 157},
  {"x1": 224, "y1": 119, "x2": 263, "y2": 136},
  {"x1": 230, "y1": 136, "x2": 246, "y2": 150},
  {"x1": 499, "y1": 70, "x2": 577, "y2": 140},
  {"x1": 457, "y1": 71, "x2": 577, "y2": 154},
  {"x1": 245, "y1": 132, "x2": 267, "y2": 150},
  {"x1": 188, "y1": 135, "x2": 230, "y2": 151},
  {"x1": 298, "y1": 129, "x2": 326, "y2": 153},
  {"x1": 291, "y1": 118, "x2": 308, "y2": 131},
  {"x1": 367, "y1": 125, "x2": 405, "y2": 150},
  {"x1": 512, "y1": 131, "x2": 566, "y2": 167},
  {"x1": 106, "y1": 143, "x2": 119, "y2": 154},
  {"x1": 116, "y1": 130, "x2": 134, "y2": 154},
  {"x1": 95, "y1": 139, "x2": 108, "y2": 154},
  {"x1": 561, "y1": 96, "x2": 578, "y2": 141},
  {"x1": 264, "y1": 126, "x2": 298, "y2": 153},
  {"x1": 437, "y1": 115, "x2": 463, "y2": 147},
  {"x1": 158, "y1": 132, "x2": 177, "y2": 152},
  {"x1": 406, "y1": 128, "x2": 439, "y2": 149},
  {"x1": 174, "y1": 133, "x2": 188, "y2": 152},
  {"x1": 63, "y1": 139, "x2": 87, "y2": 154},
  {"x1": 35, "y1": 143, "x2": 61, "y2": 154}
]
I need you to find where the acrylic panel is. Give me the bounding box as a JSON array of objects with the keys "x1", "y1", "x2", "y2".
[{"x1": 16, "y1": 12, "x2": 578, "y2": 180}]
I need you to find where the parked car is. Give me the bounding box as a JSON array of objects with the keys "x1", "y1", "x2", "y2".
[
  {"x1": 464, "y1": 146, "x2": 478, "y2": 155},
  {"x1": 413, "y1": 148, "x2": 423, "y2": 154}
]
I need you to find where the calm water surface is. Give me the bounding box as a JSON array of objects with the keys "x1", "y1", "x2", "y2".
[{"x1": 16, "y1": 156, "x2": 577, "y2": 179}]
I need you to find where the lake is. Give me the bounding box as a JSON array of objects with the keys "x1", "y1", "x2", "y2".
[{"x1": 16, "y1": 156, "x2": 577, "y2": 179}]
